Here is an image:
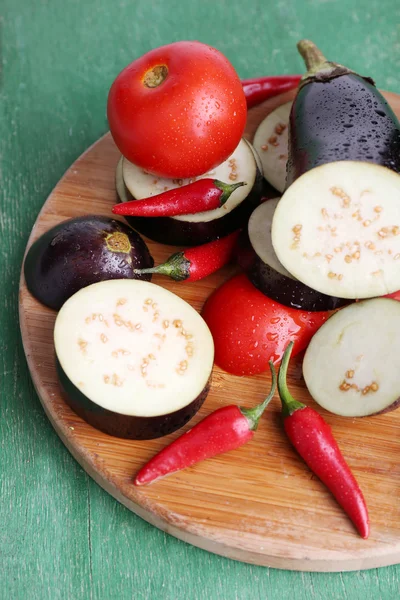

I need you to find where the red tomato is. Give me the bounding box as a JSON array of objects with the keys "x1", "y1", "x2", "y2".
[
  {"x1": 107, "y1": 41, "x2": 247, "y2": 179},
  {"x1": 202, "y1": 274, "x2": 329, "y2": 376}
]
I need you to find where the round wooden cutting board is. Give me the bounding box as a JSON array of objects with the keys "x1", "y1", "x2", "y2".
[{"x1": 19, "y1": 90, "x2": 400, "y2": 572}]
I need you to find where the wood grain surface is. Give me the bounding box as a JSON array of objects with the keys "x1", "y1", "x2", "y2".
[{"x1": 19, "y1": 90, "x2": 400, "y2": 573}]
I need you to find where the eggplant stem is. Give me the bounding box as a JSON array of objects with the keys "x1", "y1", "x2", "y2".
[{"x1": 297, "y1": 39, "x2": 328, "y2": 73}]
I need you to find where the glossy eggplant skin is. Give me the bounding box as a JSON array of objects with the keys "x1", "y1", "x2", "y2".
[
  {"x1": 24, "y1": 216, "x2": 154, "y2": 310},
  {"x1": 56, "y1": 358, "x2": 210, "y2": 440},
  {"x1": 248, "y1": 257, "x2": 349, "y2": 312},
  {"x1": 237, "y1": 229, "x2": 348, "y2": 312},
  {"x1": 286, "y1": 74, "x2": 400, "y2": 187}
]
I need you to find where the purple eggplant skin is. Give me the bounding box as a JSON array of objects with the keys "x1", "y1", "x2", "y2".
[
  {"x1": 24, "y1": 216, "x2": 154, "y2": 310},
  {"x1": 56, "y1": 358, "x2": 210, "y2": 440},
  {"x1": 237, "y1": 228, "x2": 348, "y2": 312},
  {"x1": 248, "y1": 256, "x2": 349, "y2": 312},
  {"x1": 286, "y1": 41, "x2": 400, "y2": 188},
  {"x1": 117, "y1": 166, "x2": 265, "y2": 247}
]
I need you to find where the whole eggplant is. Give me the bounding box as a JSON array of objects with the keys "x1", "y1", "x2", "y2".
[
  {"x1": 24, "y1": 215, "x2": 154, "y2": 310},
  {"x1": 286, "y1": 40, "x2": 400, "y2": 187}
]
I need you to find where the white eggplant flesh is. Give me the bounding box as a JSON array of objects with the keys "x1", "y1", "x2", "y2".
[
  {"x1": 303, "y1": 298, "x2": 400, "y2": 417},
  {"x1": 253, "y1": 101, "x2": 291, "y2": 192},
  {"x1": 247, "y1": 198, "x2": 349, "y2": 311},
  {"x1": 122, "y1": 138, "x2": 256, "y2": 224},
  {"x1": 272, "y1": 161, "x2": 400, "y2": 299},
  {"x1": 54, "y1": 280, "x2": 214, "y2": 438}
]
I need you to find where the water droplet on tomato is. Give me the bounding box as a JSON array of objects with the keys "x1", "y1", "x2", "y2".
[
  {"x1": 266, "y1": 332, "x2": 279, "y2": 342},
  {"x1": 270, "y1": 317, "x2": 280, "y2": 324}
]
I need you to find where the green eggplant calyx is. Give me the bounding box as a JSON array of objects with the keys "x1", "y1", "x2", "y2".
[
  {"x1": 297, "y1": 39, "x2": 374, "y2": 88},
  {"x1": 277, "y1": 342, "x2": 305, "y2": 418},
  {"x1": 133, "y1": 251, "x2": 190, "y2": 281},
  {"x1": 105, "y1": 232, "x2": 132, "y2": 254},
  {"x1": 214, "y1": 180, "x2": 247, "y2": 206},
  {"x1": 240, "y1": 361, "x2": 277, "y2": 431}
]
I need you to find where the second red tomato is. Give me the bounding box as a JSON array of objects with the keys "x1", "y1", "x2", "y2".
[
  {"x1": 107, "y1": 41, "x2": 247, "y2": 179},
  {"x1": 202, "y1": 274, "x2": 329, "y2": 376}
]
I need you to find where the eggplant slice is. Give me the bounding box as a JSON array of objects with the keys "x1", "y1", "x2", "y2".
[
  {"x1": 247, "y1": 199, "x2": 348, "y2": 311},
  {"x1": 54, "y1": 279, "x2": 214, "y2": 439},
  {"x1": 253, "y1": 102, "x2": 292, "y2": 193},
  {"x1": 272, "y1": 161, "x2": 400, "y2": 299},
  {"x1": 116, "y1": 138, "x2": 263, "y2": 246},
  {"x1": 303, "y1": 298, "x2": 400, "y2": 417}
]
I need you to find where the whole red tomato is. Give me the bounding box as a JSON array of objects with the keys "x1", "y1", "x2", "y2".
[
  {"x1": 107, "y1": 41, "x2": 247, "y2": 179},
  {"x1": 202, "y1": 274, "x2": 329, "y2": 376}
]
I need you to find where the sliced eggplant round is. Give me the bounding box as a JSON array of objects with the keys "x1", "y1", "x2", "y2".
[
  {"x1": 54, "y1": 279, "x2": 214, "y2": 439},
  {"x1": 303, "y1": 298, "x2": 400, "y2": 417},
  {"x1": 24, "y1": 216, "x2": 154, "y2": 310},
  {"x1": 116, "y1": 138, "x2": 263, "y2": 246},
  {"x1": 253, "y1": 101, "x2": 291, "y2": 193},
  {"x1": 247, "y1": 199, "x2": 348, "y2": 311},
  {"x1": 272, "y1": 161, "x2": 400, "y2": 299}
]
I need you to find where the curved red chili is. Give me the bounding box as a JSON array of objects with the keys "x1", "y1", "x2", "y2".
[
  {"x1": 112, "y1": 178, "x2": 245, "y2": 217},
  {"x1": 133, "y1": 230, "x2": 240, "y2": 282},
  {"x1": 134, "y1": 362, "x2": 276, "y2": 486},
  {"x1": 242, "y1": 75, "x2": 301, "y2": 109},
  {"x1": 278, "y1": 342, "x2": 370, "y2": 539}
]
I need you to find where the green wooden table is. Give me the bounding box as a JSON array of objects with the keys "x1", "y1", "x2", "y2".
[{"x1": 2, "y1": 0, "x2": 400, "y2": 597}]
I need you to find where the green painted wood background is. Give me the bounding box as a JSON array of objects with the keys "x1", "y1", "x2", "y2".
[{"x1": 2, "y1": 0, "x2": 400, "y2": 598}]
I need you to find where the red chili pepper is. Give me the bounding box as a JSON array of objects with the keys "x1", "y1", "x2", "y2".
[
  {"x1": 133, "y1": 230, "x2": 240, "y2": 282},
  {"x1": 277, "y1": 342, "x2": 370, "y2": 539},
  {"x1": 242, "y1": 75, "x2": 301, "y2": 109},
  {"x1": 134, "y1": 362, "x2": 276, "y2": 486},
  {"x1": 112, "y1": 178, "x2": 246, "y2": 217}
]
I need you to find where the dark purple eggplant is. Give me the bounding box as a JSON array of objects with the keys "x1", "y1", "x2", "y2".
[
  {"x1": 115, "y1": 139, "x2": 265, "y2": 247},
  {"x1": 24, "y1": 215, "x2": 154, "y2": 310},
  {"x1": 286, "y1": 40, "x2": 400, "y2": 187}
]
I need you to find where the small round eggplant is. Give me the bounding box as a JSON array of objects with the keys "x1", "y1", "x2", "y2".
[
  {"x1": 24, "y1": 215, "x2": 154, "y2": 310},
  {"x1": 116, "y1": 138, "x2": 264, "y2": 246}
]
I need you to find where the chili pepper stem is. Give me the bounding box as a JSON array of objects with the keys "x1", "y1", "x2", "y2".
[
  {"x1": 240, "y1": 361, "x2": 277, "y2": 430},
  {"x1": 278, "y1": 342, "x2": 306, "y2": 417},
  {"x1": 133, "y1": 251, "x2": 189, "y2": 281},
  {"x1": 214, "y1": 180, "x2": 246, "y2": 205}
]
